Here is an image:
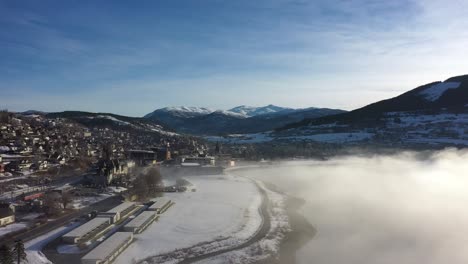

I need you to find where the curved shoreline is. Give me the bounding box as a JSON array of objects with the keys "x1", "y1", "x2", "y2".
[
  {"x1": 253, "y1": 183, "x2": 316, "y2": 264},
  {"x1": 229, "y1": 166, "x2": 316, "y2": 264}
]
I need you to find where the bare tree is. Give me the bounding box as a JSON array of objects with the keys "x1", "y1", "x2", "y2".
[
  {"x1": 43, "y1": 192, "x2": 61, "y2": 216},
  {"x1": 144, "y1": 168, "x2": 162, "y2": 195},
  {"x1": 61, "y1": 191, "x2": 73, "y2": 210},
  {"x1": 0, "y1": 110, "x2": 11, "y2": 124}
]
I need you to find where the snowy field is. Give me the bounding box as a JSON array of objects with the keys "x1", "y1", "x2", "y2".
[
  {"x1": 205, "y1": 131, "x2": 374, "y2": 144},
  {"x1": 115, "y1": 174, "x2": 263, "y2": 264},
  {"x1": 70, "y1": 193, "x2": 113, "y2": 209}
]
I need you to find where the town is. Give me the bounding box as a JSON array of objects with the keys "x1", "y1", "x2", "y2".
[{"x1": 0, "y1": 110, "x2": 231, "y2": 264}]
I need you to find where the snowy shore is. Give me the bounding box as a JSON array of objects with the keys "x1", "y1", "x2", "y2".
[{"x1": 116, "y1": 173, "x2": 277, "y2": 264}]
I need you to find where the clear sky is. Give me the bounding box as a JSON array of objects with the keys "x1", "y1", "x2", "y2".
[{"x1": 1, "y1": 0, "x2": 467, "y2": 117}]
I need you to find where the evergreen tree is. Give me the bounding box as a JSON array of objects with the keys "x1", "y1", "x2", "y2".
[
  {"x1": 0, "y1": 244, "x2": 14, "y2": 264},
  {"x1": 12, "y1": 240, "x2": 26, "y2": 264}
]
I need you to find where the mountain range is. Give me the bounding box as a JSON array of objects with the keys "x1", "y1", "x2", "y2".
[
  {"x1": 144, "y1": 105, "x2": 346, "y2": 135},
  {"x1": 26, "y1": 74, "x2": 468, "y2": 148},
  {"x1": 210, "y1": 74, "x2": 468, "y2": 147}
]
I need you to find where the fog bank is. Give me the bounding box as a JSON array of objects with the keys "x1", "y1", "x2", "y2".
[{"x1": 237, "y1": 149, "x2": 468, "y2": 264}]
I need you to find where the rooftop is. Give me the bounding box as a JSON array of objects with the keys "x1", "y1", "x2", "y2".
[
  {"x1": 81, "y1": 232, "x2": 133, "y2": 261},
  {"x1": 106, "y1": 202, "x2": 136, "y2": 214},
  {"x1": 149, "y1": 198, "x2": 171, "y2": 209},
  {"x1": 124, "y1": 211, "x2": 156, "y2": 228},
  {"x1": 63, "y1": 217, "x2": 109, "y2": 238}
]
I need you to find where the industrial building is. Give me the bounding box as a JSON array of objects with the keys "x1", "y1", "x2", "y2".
[
  {"x1": 123, "y1": 211, "x2": 158, "y2": 234},
  {"x1": 81, "y1": 232, "x2": 134, "y2": 264},
  {"x1": 63, "y1": 217, "x2": 111, "y2": 244},
  {"x1": 97, "y1": 202, "x2": 138, "y2": 223},
  {"x1": 148, "y1": 198, "x2": 172, "y2": 214}
]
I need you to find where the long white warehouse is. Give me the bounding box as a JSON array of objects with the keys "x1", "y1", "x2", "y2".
[
  {"x1": 98, "y1": 202, "x2": 137, "y2": 223},
  {"x1": 123, "y1": 211, "x2": 158, "y2": 234},
  {"x1": 81, "y1": 232, "x2": 134, "y2": 264},
  {"x1": 63, "y1": 217, "x2": 111, "y2": 244},
  {"x1": 148, "y1": 198, "x2": 172, "y2": 213}
]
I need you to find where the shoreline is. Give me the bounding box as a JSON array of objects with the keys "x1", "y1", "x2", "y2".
[
  {"x1": 254, "y1": 182, "x2": 316, "y2": 264},
  {"x1": 228, "y1": 167, "x2": 317, "y2": 264},
  {"x1": 177, "y1": 178, "x2": 271, "y2": 264}
]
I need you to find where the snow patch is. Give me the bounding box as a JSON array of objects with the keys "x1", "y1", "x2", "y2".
[
  {"x1": 419, "y1": 82, "x2": 460, "y2": 101},
  {"x1": 96, "y1": 115, "x2": 132, "y2": 126}
]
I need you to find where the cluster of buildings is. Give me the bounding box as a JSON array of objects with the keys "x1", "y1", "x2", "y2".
[
  {"x1": 58, "y1": 198, "x2": 172, "y2": 264},
  {"x1": 0, "y1": 111, "x2": 208, "y2": 176},
  {"x1": 0, "y1": 111, "x2": 226, "y2": 242}
]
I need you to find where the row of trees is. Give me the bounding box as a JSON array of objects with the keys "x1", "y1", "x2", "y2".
[
  {"x1": 128, "y1": 167, "x2": 163, "y2": 201},
  {"x1": 43, "y1": 191, "x2": 73, "y2": 216},
  {"x1": 0, "y1": 240, "x2": 27, "y2": 264},
  {"x1": 0, "y1": 110, "x2": 11, "y2": 124}
]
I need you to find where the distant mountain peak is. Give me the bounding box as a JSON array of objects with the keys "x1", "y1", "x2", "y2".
[
  {"x1": 228, "y1": 105, "x2": 293, "y2": 117},
  {"x1": 161, "y1": 106, "x2": 214, "y2": 114}
]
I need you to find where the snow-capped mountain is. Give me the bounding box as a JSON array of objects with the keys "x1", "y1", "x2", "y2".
[
  {"x1": 144, "y1": 105, "x2": 345, "y2": 135},
  {"x1": 145, "y1": 106, "x2": 215, "y2": 118},
  {"x1": 228, "y1": 105, "x2": 294, "y2": 117}
]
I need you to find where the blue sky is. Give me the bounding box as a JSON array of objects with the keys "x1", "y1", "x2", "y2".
[{"x1": 1, "y1": 0, "x2": 468, "y2": 116}]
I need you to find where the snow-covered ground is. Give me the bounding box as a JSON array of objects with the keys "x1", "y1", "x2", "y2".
[
  {"x1": 24, "y1": 222, "x2": 81, "y2": 264},
  {"x1": 284, "y1": 132, "x2": 373, "y2": 143},
  {"x1": 206, "y1": 132, "x2": 373, "y2": 144},
  {"x1": 0, "y1": 222, "x2": 29, "y2": 237},
  {"x1": 206, "y1": 110, "x2": 468, "y2": 147},
  {"x1": 115, "y1": 174, "x2": 264, "y2": 264},
  {"x1": 197, "y1": 181, "x2": 290, "y2": 264},
  {"x1": 70, "y1": 193, "x2": 113, "y2": 209},
  {"x1": 418, "y1": 81, "x2": 460, "y2": 101},
  {"x1": 205, "y1": 133, "x2": 272, "y2": 144}
]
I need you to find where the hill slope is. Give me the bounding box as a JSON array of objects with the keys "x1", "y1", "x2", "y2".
[
  {"x1": 46, "y1": 111, "x2": 177, "y2": 136},
  {"x1": 283, "y1": 74, "x2": 468, "y2": 129}
]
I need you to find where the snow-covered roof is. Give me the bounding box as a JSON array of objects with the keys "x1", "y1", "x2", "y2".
[
  {"x1": 63, "y1": 217, "x2": 110, "y2": 238},
  {"x1": 181, "y1": 162, "x2": 201, "y2": 167},
  {"x1": 106, "y1": 202, "x2": 136, "y2": 214},
  {"x1": 124, "y1": 211, "x2": 156, "y2": 229},
  {"x1": 81, "y1": 232, "x2": 133, "y2": 261},
  {"x1": 149, "y1": 198, "x2": 171, "y2": 210}
]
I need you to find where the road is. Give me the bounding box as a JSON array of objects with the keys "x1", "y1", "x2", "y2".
[{"x1": 0, "y1": 174, "x2": 84, "y2": 201}]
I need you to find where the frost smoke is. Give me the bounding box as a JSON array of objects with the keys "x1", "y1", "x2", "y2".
[{"x1": 240, "y1": 149, "x2": 468, "y2": 264}]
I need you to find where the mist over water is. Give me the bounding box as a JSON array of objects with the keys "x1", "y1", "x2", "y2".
[{"x1": 238, "y1": 149, "x2": 468, "y2": 264}]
